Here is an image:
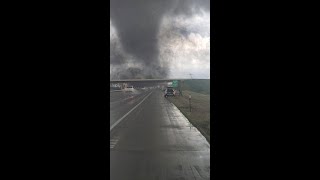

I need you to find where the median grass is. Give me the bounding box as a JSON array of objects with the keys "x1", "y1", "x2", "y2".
[{"x1": 167, "y1": 90, "x2": 210, "y2": 143}]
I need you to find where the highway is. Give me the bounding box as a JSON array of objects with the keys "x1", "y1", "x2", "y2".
[
  {"x1": 110, "y1": 89, "x2": 150, "y2": 126},
  {"x1": 110, "y1": 89, "x2": 210, "y2": 180}
]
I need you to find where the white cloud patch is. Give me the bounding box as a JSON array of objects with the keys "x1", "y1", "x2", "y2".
[{"x1": 158, "y1": 11, "x2": 210, "y2": 79}]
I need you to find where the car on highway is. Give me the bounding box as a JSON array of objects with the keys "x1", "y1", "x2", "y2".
[
  {"x1": 124, "y1": 86, "x2": 134, "y2": 92},
  {"x1": 164, "y1": 88, "x2": 175, "y2": 97}
]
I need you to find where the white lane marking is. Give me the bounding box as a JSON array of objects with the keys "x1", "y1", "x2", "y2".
[
  {"x1": 110, "y1": 91, "x2": 153, "y2": 131},
  {"x1": 110, "y1": 138, "x2": 119, "y2": 149},
  {"x1": 110, "y1": 90, "x2": 122, "y2": 92}
]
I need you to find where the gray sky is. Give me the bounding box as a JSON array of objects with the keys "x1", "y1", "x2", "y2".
[{"x1": 110, "y1": 0, "x2": 210, "y2": 79}]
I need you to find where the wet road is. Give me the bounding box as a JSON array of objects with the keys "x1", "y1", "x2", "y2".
[
  {"x1": 110, "y1": 89, "x2": 150, "y2": 126},
  {"x1": 110, "y1": 89, "x2": 210, "y2": 180}
]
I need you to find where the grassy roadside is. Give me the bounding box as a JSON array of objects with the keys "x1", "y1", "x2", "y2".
[
  {"x1": 182, "y1": 80, "x2": 210, "y2": 95},
  {"x1": 167, "y1": 90, "x2": 210, "y2": 143}
]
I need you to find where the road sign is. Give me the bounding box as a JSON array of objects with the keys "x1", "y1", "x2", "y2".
[{"x1": 172, "y1": 80, "x2": 178, "y2": 87}]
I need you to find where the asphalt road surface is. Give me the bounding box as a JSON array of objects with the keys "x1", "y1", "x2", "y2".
[
  {"x1": 110, "y1": 89, "x2": 150, "y2": 126},
  {"x1": 110, "y1": 89, "x2": 210, "y2": 180}
]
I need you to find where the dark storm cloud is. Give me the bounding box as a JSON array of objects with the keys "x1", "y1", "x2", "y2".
[
  {"x1": 110, "y1": 0, "x2": 210, "y2": 79},
  {"x1": 110, "y1": 38, "x2": 126, "y2": 65}
]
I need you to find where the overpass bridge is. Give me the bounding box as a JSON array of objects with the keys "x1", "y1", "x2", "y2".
[
  {"x1": 110, "y1": 78, "x2": 209, "y2": 95},
  {"x1": 110, "y1": 78, "x2": 208, "y2": 83}
]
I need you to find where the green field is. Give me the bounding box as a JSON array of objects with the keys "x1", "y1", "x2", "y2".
[
  {"x1": 180, "y1": 79, "x2": 210, "y2": 95},
  {"x1": 168, "y1": 79, "x2": 210, "y2": 143}
]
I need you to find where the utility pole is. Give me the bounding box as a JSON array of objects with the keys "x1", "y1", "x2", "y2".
[
  {"x1": 178, "y1": 80, "x2": 184, "y2": 96},
  {"x1": 189, "y1": 94, "x2": 192, "y2": 112}
]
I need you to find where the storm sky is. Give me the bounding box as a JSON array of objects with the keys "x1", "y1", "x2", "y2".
[{"x1": 110, "y1": 0, "x2": 210, "y2": 79}]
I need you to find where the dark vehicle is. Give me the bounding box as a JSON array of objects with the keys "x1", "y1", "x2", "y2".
[{"x1": 164, "y1": 88, "x2": 175, "y2": 97}]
